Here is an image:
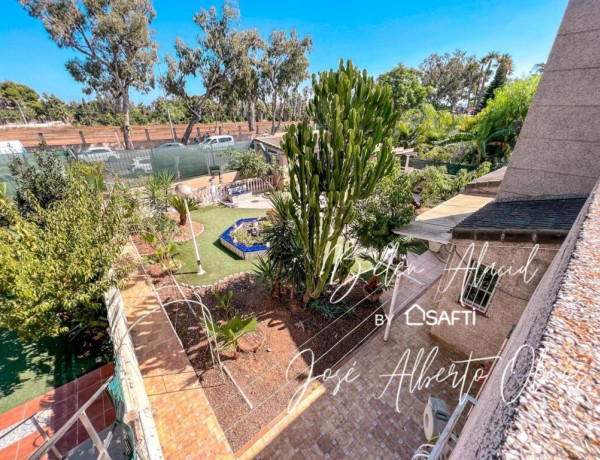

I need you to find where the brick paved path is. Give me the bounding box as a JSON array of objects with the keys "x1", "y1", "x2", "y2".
[{"x1": 241, "y1": 284, "x2": 477, "y2": 459}]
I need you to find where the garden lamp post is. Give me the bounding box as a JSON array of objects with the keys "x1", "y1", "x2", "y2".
[{"x1": 175, "y1": 184, "x2": 205, "y2": 275}]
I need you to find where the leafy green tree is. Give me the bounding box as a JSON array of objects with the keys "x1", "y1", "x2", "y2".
[
  {"x1": 9, "y1": 151, "x2": 69, "y2": 219},
  {"x1": 419, "y1": 50, "x2": 480, "y2": 110},
  {"x1": 396, "y1": 103, "x2": 457, "y2": 149},
  {"x1": 283, "y1": 60, "x2": 399, "y2": 304},
  {"x1": 227, "y1": 148, "x2": 271, "y2": 178},
  {"x1": 72, "y1": 99, "x2": 120, "y2": 126},
  {"x1": 352, "y1": 174, "x2": 415, "y2": 258},
  {"x1": 20, "y1": 0, "x2": 158, "y2": 149},
  {"x1": 0, "y1": 162, "x2": 129, "y2": 340},
  {"x1": 0, "y1": 81, "x2": 43, "y2": 123},
  {"x1": 414, "y1": 162, "x2": 492, "y2": 207},
  {"x1": 41, "y1": 94, "x2": 72, "y2": 122},
  {"x1": 259, "y1": 29, "x2": 312, "y2": 134},
  {"x1": 378, "y1": 63, "x2": 432, "y2": 112},
  {"x1": 473, "y1": 75, "x2": 540, "y2": 136},
  {"x1": 442, "y1": 119, "x2": 513, "y2": 164}
]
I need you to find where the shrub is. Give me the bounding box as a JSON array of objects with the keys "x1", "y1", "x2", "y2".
[{"x1": 0, "y1": 162, "x2": 130, "y2": 340}]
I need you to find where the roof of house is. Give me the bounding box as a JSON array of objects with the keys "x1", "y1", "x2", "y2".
[
  {"x1": 393, "y1": 194, "x2": 494, "y2": 244},
  {"x1": 463, "y1": 166, "x2": 507, "y2": 197},
  {"x1": 450, "y1": 182, "x2": 600, "y2": 460},
  {"x1": 452, "y1": 197, "x2": 587, "y2": 242}
]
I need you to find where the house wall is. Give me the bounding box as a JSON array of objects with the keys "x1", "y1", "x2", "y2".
[
  {"x1": 497, "y1": 0, "x2": 600, "y2": 201},
  {"x1": 429, "y1": 240, "x2": 559, "y2": 358},
  {"x1": 449, "y1": 182, "x2": 599, "y2": 460}
]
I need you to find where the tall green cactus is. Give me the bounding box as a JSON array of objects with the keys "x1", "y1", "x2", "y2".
[{"x1": 283, "y1": 60, "x2": 399, "y2": 304}]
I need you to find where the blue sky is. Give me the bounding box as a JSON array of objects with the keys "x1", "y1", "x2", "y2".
[{"x1": 0, "y1": 0, "x2": 567, "y2": 103}]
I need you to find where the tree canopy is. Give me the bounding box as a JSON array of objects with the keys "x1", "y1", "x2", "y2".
[
  {"x1": 377, "y1": 63, "x2": 432, "y2": 112},
  {"x1": 20, "y1": 0, "x2": 158, "y2": 149}
]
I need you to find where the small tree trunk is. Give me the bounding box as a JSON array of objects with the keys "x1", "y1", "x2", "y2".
[
  {"x1": 248, "y1": 100, "x2": 256, "y2": 133},
  {"x1": 179, "y1": 212, "x2": 187, "y2": 226},
  {"x1": 181, "y1": 114, "x2": 199, "y2": 145},
  {"x1": 122, "y1": 90, "x2": 133, "y2": 150},
  {"x1": 270, "y1": 95, "x2": 277, "y2": 134}
]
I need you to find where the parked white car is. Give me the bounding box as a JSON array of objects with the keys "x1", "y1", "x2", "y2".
[
  {"x1": 157, "y1": 142, "x2": 185, "y2": 149},
  {"x1": 200, "y1": 135, "x2": 234, "y2": 149},
  {"x1": 130, "y1": 156, "x2": 153, "y2": 174},
  {"x1": 78, "y1": 147, "x2": 120, "y2": 162}
]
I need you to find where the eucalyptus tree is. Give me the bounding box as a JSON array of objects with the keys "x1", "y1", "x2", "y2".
[
  {"x1": 419, "y1": 50, "x2": 479, "y2": 110},
  {"x1": 260, "y1": 30, "x2": 312, "y2": 134},
  {"x1": 20, "y1": 0, "x2": 157, "y2": 150},
  {"x1": 283, "y1": 60, "x2": 399, "y2": 304},
  {"x1": 164, "y1": 3, "x2": 261, "y2": 144}
]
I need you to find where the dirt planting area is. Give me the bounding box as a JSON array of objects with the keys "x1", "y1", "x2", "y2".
[{"x1": 158, "y1": 273, "x2": 383, "y2": 452}]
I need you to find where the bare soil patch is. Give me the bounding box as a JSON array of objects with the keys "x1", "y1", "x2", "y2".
[
  {"x1": 158, "y1": 273, "x2": 382, "y2": 452},
  {"x1": 166, "y1": 213, "x2": 204, "y2": 243}
]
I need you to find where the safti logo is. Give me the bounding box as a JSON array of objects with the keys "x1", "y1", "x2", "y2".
[{"x1": 404, "y1": 304, "x2": 477, "y2": 326}]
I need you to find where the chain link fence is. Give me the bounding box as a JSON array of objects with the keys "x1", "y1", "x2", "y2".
[
  {"x1": 83, "y1": 141, "x2": 252, "y2": 181},
  {"x1": 1, "y1": 142, "x2": 253, "y2": 196}
]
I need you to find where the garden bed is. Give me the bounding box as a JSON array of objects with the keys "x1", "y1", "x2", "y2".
[{"x1": 159, "y1": 273, "x2": 382, "y2": 451}]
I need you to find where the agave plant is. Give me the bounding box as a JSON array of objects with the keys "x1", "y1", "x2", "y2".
[
  {"x1": 168, "y1": 195, "x2": 199, "y2": 226},
  {"x1": 203, "y1": 316, "x2": 258, "y2": 359}
]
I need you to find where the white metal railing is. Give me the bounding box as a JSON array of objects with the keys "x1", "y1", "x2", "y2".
[{"x1": 190, "y1": 176, "x2": 275, "y2": 205}]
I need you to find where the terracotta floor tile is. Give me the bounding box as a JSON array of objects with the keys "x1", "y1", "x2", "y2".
[
  {"x1": 0, "y1": 439, "x2": 19, "y2": 460},
  {"x1": 76, "y1": 367, "x2": 102, "y2": 392},
  {"x1": 16, "y1": 430, "x2": 46, "y2": 460},
  {"x1": 0, "y1": 404, "x2": 26, "y2": 431}
]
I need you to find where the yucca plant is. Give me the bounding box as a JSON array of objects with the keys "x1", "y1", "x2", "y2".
[
  {"x1": 203, "y1": 316, "x2": 258, "y2": 359},
  {"x1": 145, "y1": 171, "x2": 174, "y2": 215},
  {"x1": 168, "y1": 195, "x2": 199, "y2": 226},
  {"x1": 260, "y1": 192, "x2": 305, "y2": 299}
]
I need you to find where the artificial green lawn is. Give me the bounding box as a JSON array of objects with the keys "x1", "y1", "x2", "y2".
[
  {"x1": 0, "y1": 329, "x2": 100, "y2": 414},
  {"x1": 174, "y1": 206, "x2": 267, "y2": 286}
]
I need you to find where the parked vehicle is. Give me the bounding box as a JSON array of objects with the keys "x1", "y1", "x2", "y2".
[
  {"x1": 158, "y1": 142, "x2": 185, "y2": 149},
  {"x1": 78, "y1": 147, "x2": 120, "y2": 162},
  {"x1": 0, "y1": 140, "x2": 26, "y2": 155},
  {"x1": 130, "y1": 156, "x2": 153, "y2": 174},
  {"x1": 200, "y1": 135, "x2": 234, "y2": 149}
]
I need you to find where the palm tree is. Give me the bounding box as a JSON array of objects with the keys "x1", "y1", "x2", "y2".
[
  {"x1": 477, "y1": 54, "x2": 514, "y2": 112},
  {"x1": 168, "y1": 195, "x2": 199, "y2": 226},
  {"x1": 441, "y1": 119, "x2": 514, "y2": 164},
  {"x1": 532, "y1": 62, "x2": 545, "y2": 74},
  {"x1": 474, "y1": 52, "x2": 500, "y2": 109}
]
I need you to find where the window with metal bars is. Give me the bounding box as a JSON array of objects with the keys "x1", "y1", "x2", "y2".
[{"x1": 462, "y1": 261, "x2": 499, "y2": 313}]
